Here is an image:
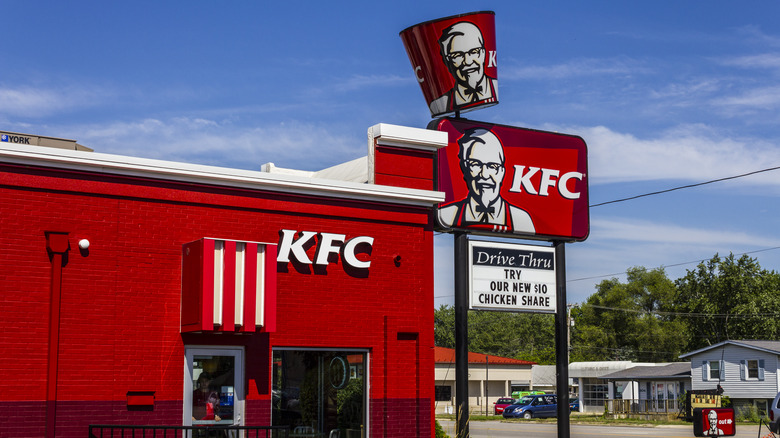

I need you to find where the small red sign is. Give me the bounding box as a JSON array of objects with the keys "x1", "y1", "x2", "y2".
[
  {"x1": 694, "y1": 408, "x2": 736, "y2": 436},
  {"x1": 400, "y1": 12, "x2": 498, "y2": 118},
  {"x1": 432, "y1": 118, "x2": 589, "y2": 241}
]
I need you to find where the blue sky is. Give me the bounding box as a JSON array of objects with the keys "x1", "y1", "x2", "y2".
[{"x1": 3, "y1": 1, "x2": 780, "y2": 306}]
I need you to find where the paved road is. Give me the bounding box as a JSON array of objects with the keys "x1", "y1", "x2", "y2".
[{"x1": 438, "y1": 419, "x2": 771, "y2": 438}]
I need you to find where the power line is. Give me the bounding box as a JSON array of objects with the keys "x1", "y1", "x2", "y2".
[
  {"x1": 589, "y1": 165, "x2": 780, "y2": 208},
  {"x1": 585, "y1": 304, "x2": 780, "y2": 318},
  {"x1": 567, "y1": 246, "x2": 780, "y2": 283}
]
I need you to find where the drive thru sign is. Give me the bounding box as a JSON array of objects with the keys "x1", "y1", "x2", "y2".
[{"x1": 469, "y1": 240, "x2": 556, "y2": 313}]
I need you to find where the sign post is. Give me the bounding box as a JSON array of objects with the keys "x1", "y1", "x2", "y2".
[
  {"x1": 454, "y1": 232, "x2": 469, "y2": 438},
  {"x1": 554, "y1": 241, "x2": 570, "y2": 438},
  {"x1": 400, "y1": 12, "x2": 588, "y2": 438}
]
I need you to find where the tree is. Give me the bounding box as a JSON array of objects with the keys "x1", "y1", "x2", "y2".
[
  {"x1": 433, "y1": 305, "x2": 556, "y2": 364},
  {"x1": 571, "y1": 267, "x2": 687, "y2": 362},
  {"x1": 674, "y1": 253, "x2": 780, "y2": 350}
]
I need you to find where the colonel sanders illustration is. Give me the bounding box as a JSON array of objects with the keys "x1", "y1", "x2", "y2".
[
  {"x1": 438, "y1": 128, "x2": 534, "y2": 233},
  {"x1": 429, "y1": 21, "x2": 498, "y2": 116},
  {"x1": 704, "y1": 410, "x2": 724, "y2": 436}
]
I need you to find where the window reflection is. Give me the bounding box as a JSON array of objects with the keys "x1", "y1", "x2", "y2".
[
  {"x1": 192, "y1": 355, "x2": 235, "y2": 424},
  {"x1": 273, "y1": 350, "x2": 365, "y2": 436}
]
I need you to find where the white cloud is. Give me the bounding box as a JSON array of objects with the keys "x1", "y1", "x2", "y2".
[
  {"x1": 0, "y1": 86, "x2": 103, "y2": 118},
  {"x1": 71, "y1": 117, "x2": 365, "y2": 171},
  {"x1": 332, "y1": 74, "x2": 408, "y2": 92},
  {"x1": 592, "y1": 217, "x2": 780, "y2": 247},
  {"x1": 718, "y1": 53, "x2": 780, "y2": 70},
  {"x1": 711, "y1": 86, "x2": 780, "y2": 109},
  {"x1": 547, "y1": 124, "x2": 780, "y2": 186},
  {"x1": 502, "y1": 57, "x2": 650, "y2": 81}
]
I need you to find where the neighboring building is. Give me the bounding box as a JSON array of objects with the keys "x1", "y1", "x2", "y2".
[
  {"x1": 569, "y1": 361, "x2": 657, "y2": 413},
  {"x1": 600, "y1": 363, "x2": 691, "y2": 415},
  {"x1": 680, "y1": 340, "x2": 780, "y2": 415},
  {"x1": 529, "y1": 365, "x2": 576, "y2": 397},
  {"x1": 433, "y1": 347, "x2": 535, "y2": 415},
  {"x1": 0, "y1": 124, "x2": 447, "y2": 437}
]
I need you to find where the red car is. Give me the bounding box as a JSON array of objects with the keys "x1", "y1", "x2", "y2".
[{"x1": 493, "y1": 397, "x2": 516, "y2": 415}]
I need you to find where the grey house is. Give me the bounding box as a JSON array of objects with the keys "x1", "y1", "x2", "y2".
[
  {"x1": 679, "y1": 340, "x2": 780, "y2": 414},
  {"x1": 600, "y1": 363, "x2": 691, "y2": 416}
]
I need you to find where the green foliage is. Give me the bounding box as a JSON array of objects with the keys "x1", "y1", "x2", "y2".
[
  {"x1": 735, "y1": 404, "x2": 762, "y2": 422},
  {"x1": 336, "y1": 378, "x2": 363, "y2": 429},
  {"x1": 434, "y1": 253, "x2": 780, "y2": 364},
  {"x1": 572, "y1": 267, "x2": 687, "y2": 362},
  {"x1": 674, "y1": 254, "x2": 780, "y2": 350},
  {"x1": 434, "y1": 305, "x2": 555, "y2": 363},
  {"x1": 434, "y1": 419, "x2": 450, "y2": 438}
]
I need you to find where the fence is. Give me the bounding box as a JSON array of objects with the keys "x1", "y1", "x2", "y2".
[
  {"x1": 88, "y1": 425, "x2": 290, "y2": 438},
  {"x1": 605, "y1": 398, "x2": 682, "y2": 416}
]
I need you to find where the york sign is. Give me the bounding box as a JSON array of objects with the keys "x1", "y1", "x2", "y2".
[{"x1": 277, "y1": 229, "x2": 374, "y2": 270}]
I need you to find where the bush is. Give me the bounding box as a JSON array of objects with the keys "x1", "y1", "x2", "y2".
[
  {"x1": 736, "y1": 404, "x2": 761, "y2": 423},
  {"x1": 435, "y1": 420, "x2": 450, "y2": 438}
]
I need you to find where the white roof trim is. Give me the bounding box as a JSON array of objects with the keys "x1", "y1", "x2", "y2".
[
  {"x1": 368, "y1": 123, "x2": 449, "y2": 151},
  {"x1": 0, "y1": 143, "x2": 445, "y2": 207}
]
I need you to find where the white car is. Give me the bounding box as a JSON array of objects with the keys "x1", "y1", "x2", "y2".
[{"x1": 769, "y1": 392, "x2": 780, "y2": 432}]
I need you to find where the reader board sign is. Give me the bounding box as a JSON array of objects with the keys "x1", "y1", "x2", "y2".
[
  {"x1": 400, "y1": 11, "x2": 498, "y2": 118},
  {"x1": 469, "y1": 241, "x2": 556, "y2": 313},
  {"x1": 693, "y1": 408, "x2": 735, "y2": 437}
]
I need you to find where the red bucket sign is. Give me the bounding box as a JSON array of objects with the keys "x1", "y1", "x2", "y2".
[
  {"x1": 431, "y1": 118, "x2": 589, "y2": 242},
  {"x1": 400, "y1": 12, "x2": 498, "y2": 118},
  {"x1": 693, "y1": 408, "x2": 736, "y2": 436}
]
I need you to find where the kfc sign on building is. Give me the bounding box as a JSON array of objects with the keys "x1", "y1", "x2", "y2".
[
  {"x1": 400, "y1": 11, "x2": 498, "y2": 118},
  {"x1": 277, "y1": 229, "x2": 374, "y2": 270},
  {"x1": 432, "y1": 118, "x2": 589, "y2": 241}
]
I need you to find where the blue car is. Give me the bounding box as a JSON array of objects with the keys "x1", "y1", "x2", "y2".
[
  {"x1": 502, "y1": 394, "x2": 558, "y2": 419},
  {"x1": 569, "y1": 397, "x2": 579, "y2": 411}
]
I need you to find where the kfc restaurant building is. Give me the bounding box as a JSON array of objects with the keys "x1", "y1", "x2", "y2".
[{"x1": 0, "y1": 124, "x2": 447, "y2": 437}]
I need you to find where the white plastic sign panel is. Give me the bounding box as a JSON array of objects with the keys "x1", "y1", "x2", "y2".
[{"x1": 469, "y1": 240, "x2": 556, "y2": 313}]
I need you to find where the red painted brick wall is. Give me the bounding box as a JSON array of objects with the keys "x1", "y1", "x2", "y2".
[{"x1": 0, "y1": 163, "x2": 435, "y2": 437}]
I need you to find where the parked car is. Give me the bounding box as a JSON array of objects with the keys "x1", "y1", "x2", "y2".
[
  {"x1": 769, "y1": 391, "x2": 780, "y2": 432},
  {"x1": 511, "y1": 390, "x2": 546, "y2": 399},
  {"x1": 503, "y1": 394, "x2": 558, "y2": 419},
  {"x1": 569, "y1": 397, "x2": 579, "y2": 411},
  {"x1": 493, "y1": 397, "x2": 516, "y2": 415}
]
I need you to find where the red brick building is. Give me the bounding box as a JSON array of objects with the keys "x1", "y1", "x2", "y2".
[{"x1": 0, "y1": 124, "x2": 447, "y2": 437}]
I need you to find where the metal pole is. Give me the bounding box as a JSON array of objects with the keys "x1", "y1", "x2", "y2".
[
  {"x1": 454, "y1": 232, "x2": 469, "y2": 438},
  {"x1": 485, "y1": 355, "x2": 489, "y2": 416},
  {"x1": 554, "y1": 241, "x2": 570, "y2": 438}
]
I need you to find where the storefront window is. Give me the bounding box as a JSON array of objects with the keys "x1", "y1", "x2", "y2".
[
  {"x1": 581, "y1": 378, "x2": 608, "y2": 407},
  {"x1": 273, "y1": 349, "x2": 366, "y2": 436},
  {"x1": 435, "y1": 385, "x2": 452, "y2": 402},
  {"x1": 185, "y1": 347, "x2": 244, "y2": 426}
]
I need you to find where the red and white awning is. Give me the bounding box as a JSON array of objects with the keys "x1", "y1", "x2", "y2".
[{"x1": 181, "y1": 238, "x2": 276, "y2": 333}]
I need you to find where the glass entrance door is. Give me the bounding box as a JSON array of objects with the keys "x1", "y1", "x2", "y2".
[{"x1": 184, "y1": 347, "x2": 244, "y2": 426}]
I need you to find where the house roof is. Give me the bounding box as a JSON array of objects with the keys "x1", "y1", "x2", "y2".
[
  {"x1": 679, "y1": 340, "x2": 780, "y2": 359},
  {"x1": 434, "y1": 347, "x2": 536, "y2": 366},
  {"x1": 600, "y1": 363, "x2": 691, "y2": 380}
]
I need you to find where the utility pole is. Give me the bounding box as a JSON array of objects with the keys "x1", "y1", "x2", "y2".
[{"x1": 485, "y1": 355, "x2": 489, "y2": 416}]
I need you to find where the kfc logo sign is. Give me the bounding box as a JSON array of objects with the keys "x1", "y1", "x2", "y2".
[
  {"x1": 400, "y1": 11, "x2": 498, "y2": 118},
  {"x1": 509, "y1": 166, "x2": 585, "y2": 200},
  {"x1": 277, "y1": 230, "x2": 374, "y2": 270},
  {"x1": 432, "y1": 118, "x2": 589, "y2": 241}
]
